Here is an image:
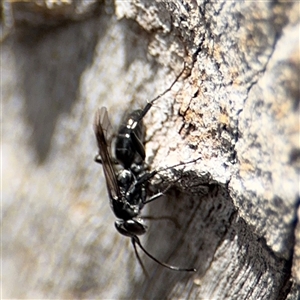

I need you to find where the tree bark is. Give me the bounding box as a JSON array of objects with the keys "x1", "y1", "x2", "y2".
[{"x1": 2, "y1": 0, "x2": 299, "y2": 299}]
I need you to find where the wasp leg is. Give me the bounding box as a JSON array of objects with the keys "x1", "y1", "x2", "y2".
[{"x1": 131, "y1": 235, "x2": 196, "y2": 272}]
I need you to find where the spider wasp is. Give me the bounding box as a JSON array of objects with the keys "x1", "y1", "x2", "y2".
[{"x1": 94, "y1": 64, "x2": 197, "y2": 272}]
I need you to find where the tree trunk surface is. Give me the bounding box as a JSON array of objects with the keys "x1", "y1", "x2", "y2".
[{"x1": 2, "y1": 1, "x2": 299, "y2": 299}]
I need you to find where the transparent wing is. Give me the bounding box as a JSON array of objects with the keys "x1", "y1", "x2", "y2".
[
  {"x1": 96, "y1": 107, "x2": 114, "y2": 150},
  {"x1": 93, "y1": 107, "x2": 120, "y2": 201}
]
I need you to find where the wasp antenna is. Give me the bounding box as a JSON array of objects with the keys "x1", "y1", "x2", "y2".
[
  {"x1": 135, "y1": 62, "x2": 187, "y2": 124},
  {"x1": 150, "y1": 62, "x2": 187, "y2": 105},
  {"x1": 131, "y1": 236, "x2": 196, "y2": 272}
]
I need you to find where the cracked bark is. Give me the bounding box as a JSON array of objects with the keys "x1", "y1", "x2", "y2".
[{"x1": 2, "y1": 0, "x2": 299, "y2": 299}]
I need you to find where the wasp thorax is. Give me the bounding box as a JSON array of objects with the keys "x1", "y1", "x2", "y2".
[{"x1": 117, "y1": 169, "x2": 134, "y2": 186}]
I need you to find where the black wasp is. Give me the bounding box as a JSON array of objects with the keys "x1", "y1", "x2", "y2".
[{"x1": 93, "y1": 65, "x2": 197, "y2": 272}]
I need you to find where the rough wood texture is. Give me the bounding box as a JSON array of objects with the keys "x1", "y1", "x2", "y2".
[{"x1": 2, "y1": 0, "x2": 299, "y2": 299}]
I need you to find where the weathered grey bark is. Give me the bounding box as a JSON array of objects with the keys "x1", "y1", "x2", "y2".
[{"x1": 2, "y1": 0, "x2": 299, "y2": 299}]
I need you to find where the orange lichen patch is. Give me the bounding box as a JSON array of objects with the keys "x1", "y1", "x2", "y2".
[
  {"x1": 178, "y1": 93, "x2": 193, "y2": 115},
  {"x1": 187, "y1": 131, "x2": 214, "y2": 144},
  {"x1": 239, "y1": 161, "x2": 256, "y2": 174},
  {"x1": 213, "y1": 44, "x2": 223, "y2": 63},
  {"x1": 218, "y1": 112, "x2": 230, "y2": 127},
  {"x1": 231, "y1": 69, "x2": 242, "y2": 85},
  {"x1": 177, "y1": 84, "x2": 200, "y2": 115},
  {"x1": 183, "y1": 109, "x2": 204, "y2": 127}
]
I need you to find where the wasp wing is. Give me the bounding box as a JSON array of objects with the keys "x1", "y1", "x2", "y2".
[{"x1": 93, "y1": 107, "x2": 121, "y2": 201}]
